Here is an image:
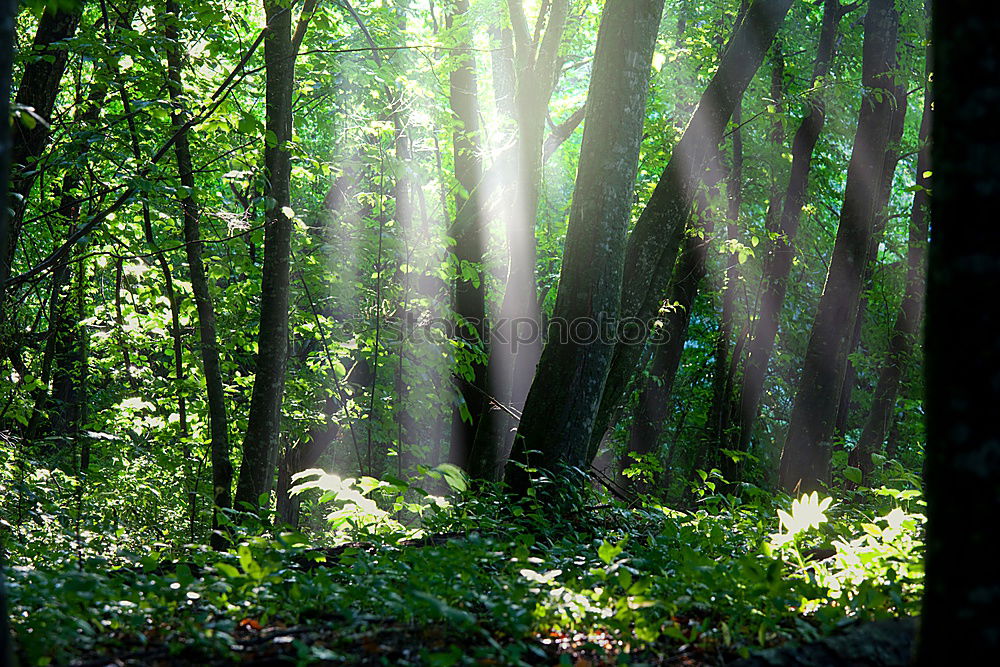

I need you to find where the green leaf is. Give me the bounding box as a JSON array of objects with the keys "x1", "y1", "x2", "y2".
[
  {"x1": 238, "y1": 113, "x2": 258, "y2": 134},
  {"x1": 598, "y1": 538, "x2": 625, "y2": 565},
  {"x1": 844, "y1": 466, "x2": 862, "y2": 485},
  {"x1": 214, "y1": 562, "x2": 240, "y2": 579}
]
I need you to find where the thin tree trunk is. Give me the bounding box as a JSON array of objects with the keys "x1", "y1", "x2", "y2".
[
  {"x1": 734, "y1": 0, "x2": 844, "y2": 459},
  {"x1": 119, "y1": 83, "x2": 187, "y2": 437},
  {"x1": 163, "y1": 0, "x2": 233, "y2": 535},
  {"x1": 506, "y1": 0, "x2": 665, "y2": 493},
  {"x1": 919, "y1": 1, "x2": 1000, "y2": 660},
  {"x1": 620, "y1": 195, "x2": 716, "y2": 493},
  {"x1": 779, "y1": 0, "x2": 905, "y2": 492},
  {"x1": 234, "y1": 0, "x2": 297, "y2": 512},
  {"x1": 589, "y1": 0, "x2": 794, "y2": 461},
  {"x1": 705, "y1": 93, "x2": 745, "y2": 471},
  {"x1": 3, "y1": 2, "x2": 84, "y2": 280},
  {"x1": 0, "y1": 0, "x2": 14, "y2": 654},
  {"x1": 850, "y1": 64, "x2": 931, "y2": 483}
]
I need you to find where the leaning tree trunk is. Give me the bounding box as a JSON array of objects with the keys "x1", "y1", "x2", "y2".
[
  {"x1": 163, "y1": 0, "x2": 233, "y2": 540},
  {"x1": 234, "y1": 0, "x2": 296, "y2": 513},
  {"x1": 734, "y1": 0, "x2": 844, "y2": 458},
  {"x1": 833, "y1": 101, "x2": 908, "y2": 450},
  {"x1": 505, "y1": 0, "x2": 665, "y2": 494},
  {"x1": 778, "y1": 0, "x2": 905, "y2": 492},
  {"x1": 22, "y1": 4, "x2": 136, "y2": 442},
  {"x1": 589, "y1": 0, "x2": 794, "y2": 461},
  {"x1": 850, "y1": 54, "x2": 931, "y2": 485},
  {"x1": 919, "y1": 1, "x2": 1000, "y2": 662}
]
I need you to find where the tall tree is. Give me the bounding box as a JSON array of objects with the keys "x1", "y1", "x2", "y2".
[
  {"x1": 778, "y1": 0, "x2": 905, "y2": 491},
  {"x1": 0, "y1": 0, "x2": 17, "y2": 660},
  {"x1": 506, "y1": 0, "x2": 665, "y2": 493},
  {"x1": 234, "y1": 0, "x2": 297, "y2": 512},
  {"x1": 733, "y1": 0, "x2": 845, "y2": 458},
  {"x1": 163, "y1": 0, "x2": 233, "y2": 538},
  {"x1": 467, "y1": 0, "x2": 570, "y2": 481},
  {"x1": 2, "y1": 0, "x2": 84, "y2": 286},
  {"x1": 850, "y1": 55, "x2": 931, "y2": 484},
  {"x1": 446, "y1": 0, "x2": 489, "y2": 470},
  {"x1": 589, "y1": 0, "x2": 794, "y2": 460},
  {"x1": 919, "y1": 1, "x2": 1000, "y2": 661}
]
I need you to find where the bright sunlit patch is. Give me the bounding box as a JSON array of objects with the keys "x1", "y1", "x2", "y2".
[{"x1": 770, "y1": 491, "x2": 832, "y2": 547}]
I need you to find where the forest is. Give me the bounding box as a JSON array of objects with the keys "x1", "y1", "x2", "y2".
[{"x1": 1, "y1": 0, "x2": 998, "y2": 664}]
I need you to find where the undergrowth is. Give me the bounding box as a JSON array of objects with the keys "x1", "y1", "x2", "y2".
[{"x1": 3, "y1": 465, "x2": 924, "y2": 666}]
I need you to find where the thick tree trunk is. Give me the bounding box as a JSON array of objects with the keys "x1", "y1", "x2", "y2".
[
  {"x1": 850, "y1": 60, "x2": 931, "y2": 485},
  {"x1": 589, "y1": 0, "x2": 794, "y2": 460},
  {"x1": 446, "y1": 0, "x2": 489, "y2": 471},
  {"x1": 734, "y1": 0, "x2": 843, "y2": 458},
  {"x1": 919, "y1": 2, "x2": 1000, "y2": 661},
  {"x1": 779, "y1": 0, "x2": 905, "y2": 492},
  {"x1": 164, "y1": 0, "x2": 233, "y2": 537},
  {"x1": 234, "y1": 0, "x2": 296, "y2": 513},
  {"x1": 506, "y1": 0, "x2": 665, "y2": 493}
]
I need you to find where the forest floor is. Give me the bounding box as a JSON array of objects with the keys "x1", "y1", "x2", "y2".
[{"x1": 7, "y1": 484, "x2": 924, "y2": 666}]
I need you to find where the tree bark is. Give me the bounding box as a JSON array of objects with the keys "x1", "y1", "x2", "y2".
[
  {"x1": 850, "y1": 54, "x2": 931, "y2": 485},
  {"x1": 734, "y1": 0, "x2": 843, "y2": 459},
  {"x1": 919, "y1": 2, "x2": 1000, "y2": 661},
  {"x1": 446, "y1": 0, "x2": 489, "y2": 470},
  {"x1": 506, "y1": 0, "x2": 665, "y2": 493},
  {"x1": 163, "y1": 0, "x2": 233, "y2": 537},
  {"x1": 589, "y1": 0, "x2": 794, "y2": 460},
  {"x1": 234, "y1": 0, "x2": 296, "y2": 513},
  {"x1": 778, "y1": 0, "x2": 905, "y2": 492},
  {"x1": 3, "y1": 1, "x2": 84, "y2": 281}
]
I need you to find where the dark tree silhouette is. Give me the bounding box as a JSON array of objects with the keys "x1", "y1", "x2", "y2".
[{"x1": 919, "y1": 1, "x2": 1000, "y2": 661}]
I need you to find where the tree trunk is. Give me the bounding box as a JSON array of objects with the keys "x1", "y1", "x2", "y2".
[
  {"x1": 734, "y1": 0, "x2": 843, "y2": 459},
  {"x1": 3, "y1": 2, "x2": 84, "y2": 281},
  {"x1": 919, "y1": 2, "x2": 1000, "y2": 661},
  {"x1": 0, "y1": 0, "x2": 14, "y2": 657},
  {"x1": 446, "y1": 0, "x2": 489, "y2": 471},
  {"x1": 506, "y1": 0, "x2": 665, "y2": 493},
  {"x1": 620, "y1": 196, "x2": 716, "y2": 493},
  {"x1": 779, "y1": 0, "x2": 905, "y2": 492},
  {"x1": 234, "y1": 0, "x2": 296, "y2": 513},
  {"x1": 467, "y1": 0, "x2": 570, "y2": 481},
  {"x1": 705, "y1": 94, "x2": 745, "y2": 472},
  {"x1": 163, "y1": 0, "x2": 233, "y2": 538},
  {"x1": 589, "y1": 0, "x2": 794, "y2": 461},
  {"x1": 850, "y1": 58, "x2": 931, "y2": 484}
]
